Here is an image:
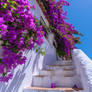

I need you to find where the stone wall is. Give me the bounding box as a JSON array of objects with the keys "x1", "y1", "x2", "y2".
[{"x1": 72, "y1": 49, "x2": 92, "y2": 92}]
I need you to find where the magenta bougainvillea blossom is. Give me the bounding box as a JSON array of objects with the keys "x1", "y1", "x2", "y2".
[
  {"x1": 46, "y1": 0, "x2": 81, "y2": 59},
  {"x1": 0, "y1": 0, "x2": 82, "y2": 82},
  {"x1": 0, "y1": 0, "x2": 44, "y2": 82}
]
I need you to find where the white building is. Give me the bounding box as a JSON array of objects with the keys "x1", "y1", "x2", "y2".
[{"x1": 0, "y1": 0, "x2": 92, "y2": 92}]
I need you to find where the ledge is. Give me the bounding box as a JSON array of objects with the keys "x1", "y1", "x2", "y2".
[{"x1": 24, "y1": 87, "x2": 83, "y2": 91}]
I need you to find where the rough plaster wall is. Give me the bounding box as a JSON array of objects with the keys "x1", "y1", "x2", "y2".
[
  {"x1": 0, "y1": 47, "x2": 90, "y2": 92},
  {"x1": 42, "y1": 33, "x2": 57, "y2": 67},
  {"x1": 29, "y1": 0, "x2": 49, "y2": 26},
  {"x1": 0, "y1": 0, "x2": 50, "y2": 91},
  {"x1": 0, "y1": 36, "x2": 52, "y2": 92},
  {"x1": 0, "y1": 50, "x2": 39, "y2": 92},
  {"x1": 72, "y1": 49, "x2": 92, "y2": 92}
]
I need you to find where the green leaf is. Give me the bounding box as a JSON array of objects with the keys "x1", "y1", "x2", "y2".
[
  {"x1": 0, "y1": 59, "x2": 2, "y2": 64},
  {"x1": 25, "y1": 5, "x2": 28, "y2": 8},
  {"x1": 11, "y1": 9, "x2": 15, "y2": 13},
  {"x1": 2, "y1": 3, "x2": 8, "y2": 8},
  {"x1": 11, "y1": 1, "x2": 18, "y2": 5},
  {"x1": 41, "y1": 51, "x2": 45, "y2": 55},
  {"x1": 56, "y1": 47, "x2": 66, "y2": 57},
  {"x1": 36, "y1": 48, "x2": 38, "y2": 52},
  {"x1": 7, "y1": 0, "x2": 10, "y2": 3},
  {"x1": 3, "y1": 72, "x2": 7, "y2": 77},
  {"x1": 10, "y1": 5, "x2": 16, "y2": 10}
]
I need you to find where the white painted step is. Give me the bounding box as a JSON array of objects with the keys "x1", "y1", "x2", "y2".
[
  {"x1": 48, "y1": 63, "x2": 73, "y2": 67},
  {"x1": 23, "y1": 87, "x2": 83, "y2": 92},
  {"x1": 31, "y1": 75, "x2": 78, "y2": 88},
  {"x1": 50, "y1": 60, "x2": 73, "y2": 66},
  {"x1": 41, "y1": 62, "x2": 74, "y2": 71},
  {"x1": 31, "y1": 60, "x2": 79, "y2": 89},
  {"x1": 33, "y1": 65, "x2": 75, "y2": 77}
]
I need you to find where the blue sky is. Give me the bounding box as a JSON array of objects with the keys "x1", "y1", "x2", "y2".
[{"x1": 62, "y1": 0, "x2": 92, "y2": 59}]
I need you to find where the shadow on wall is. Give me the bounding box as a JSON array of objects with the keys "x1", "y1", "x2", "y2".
[
  {"x1": 0, "y1": 68, "x2": 25, "y2": 92},
  {"x1": 0, "y1": 37, "x2": 52, "y2": 92},
  {"x1": 0, "y1": 50, "x2": 37, "y2": 92}
]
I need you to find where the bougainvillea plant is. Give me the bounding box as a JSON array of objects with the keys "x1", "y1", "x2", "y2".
[
  {"x1": 0, "y1": 0, "x2": 45, "y2": 82},
  {"x1": 0, "y1": 0, "x2": 82, "y2": 82},
  {"x1": 45, "y1": 0, "x2": 82, "y2": 59}
]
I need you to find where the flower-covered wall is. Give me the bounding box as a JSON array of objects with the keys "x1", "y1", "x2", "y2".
[
  {"x1": 0, "y1": 0, "x2": 55, "y2": 91},
  {"x1": 0, "y1": 0, "x2": 46, "y2": 91}
]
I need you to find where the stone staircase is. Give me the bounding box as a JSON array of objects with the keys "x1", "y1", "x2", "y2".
[
  {"x1": 24, "y1": 61, "x2": 83, "y2": 92},
  {"x1": 31, "y1": 61, "x2": 78, "y2": 87}
]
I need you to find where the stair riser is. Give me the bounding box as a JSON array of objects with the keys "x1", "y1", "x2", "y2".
[
  {"x1": 24, "y1": 89, "x2": 82, "y2": 92},
  {"x1": 45, "y1": 65, "x2": 75, "y2": 71},
  {"x1": 31, "y1": 76, "x2": 78, "y2": 88},
  {"x1": 33, "y1": 70, "x2": 76, "y2": 77},
  {"x1": 23, "y1": 89, "x2": 84, "y2": 92}
]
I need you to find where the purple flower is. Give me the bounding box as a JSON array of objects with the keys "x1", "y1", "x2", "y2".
[
  {"x1": 32, "y1": 4, "x2": 35, "y2": 9},
  {"x1": 0, "y1": 17, "x2": 5, "y2": 24},
  {"x1": 0, "y1": 0, "x2": 44, "y2": 82}
]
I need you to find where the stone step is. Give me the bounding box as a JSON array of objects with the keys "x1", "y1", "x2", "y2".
[
  {"x1": 63, "y1": 67, "x2": 75, "y2": 71},
  {"x1": 43, "y1": 64, "x2": 74, "y2": 71},
  {"x1": 24, "y1": 87, "x2": 83, "y2": 92},
  {"x1": 49, "y1": 63, "x2": 72, "y2": 67},
  {"x1": 33, "y1": 75, "x2": 45, "y2": 77},
  {"x1": 43, "y1": 69, "x2": 54, "y2": 71},
  {"x1": 33, "y1": 71, "x2": 51, "y2": 77},
  {"x1": 39, "y1": 70, "x2": 54, "y2": 76},
  {"x1": 53, "y1": 60, "x2": 72, "y2": 64},
  {"x1": 46, "y1": 60, "x2": 72, "y2": 66},
  {"x1": 64, "y1": 74, "x2": 75, "y2": 77},
  {"x1": 42, "y1": 65, "x2": 62, "y2": 72},
  {"x1": 31, "y1": 76, "x2": 77, "y2": 88},
  {"x1": 33, "y1": 62, "x2": 76, "y2": 76},
  {"x1": 33, "y1": 68, "x2": 75, "y2": 77},
  {"x1": 62, "y1": 65, "x2": 75, "y2": 69}
]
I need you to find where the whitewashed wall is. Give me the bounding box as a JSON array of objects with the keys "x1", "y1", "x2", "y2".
[
  {"x1": 0, "y1": 0, "x2": 51, "y2": 91},
  {"x1": 29, "y1": 0, "x2": 49, "y2": 26},
  {"x1": 72, "y1": 49, "x2": 92, "y2": 92},
  {"x1": 0, "y1": 50, "x2": 36, "y2": 92},
  {"x1": 0, "y1": 36, "x2": 54, "y2": 92}
]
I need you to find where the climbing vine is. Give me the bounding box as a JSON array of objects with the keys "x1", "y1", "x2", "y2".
[
  {"x1": 0, "y1": 0, "x2": 82, "y2": 82},
  {"x1": 45, "y1": 0, "x2": 82, "y2": 59},
  {"x1": 0, "y1": 0, "x2": 44, "y2": 82}
]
